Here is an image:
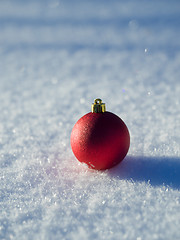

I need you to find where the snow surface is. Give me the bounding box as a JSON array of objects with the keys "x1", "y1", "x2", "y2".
[{"x1": 0, "y1": 0, "x2": 180, "y2": 239}]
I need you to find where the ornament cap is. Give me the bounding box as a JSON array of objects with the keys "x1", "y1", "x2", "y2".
[{"x1": 91, "y1": 98, "x2": 106, "y2": 113}]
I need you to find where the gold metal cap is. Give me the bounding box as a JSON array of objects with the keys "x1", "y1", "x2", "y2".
[{"x1": 91, "y1": 98, "x2": 106, "y2": 113}]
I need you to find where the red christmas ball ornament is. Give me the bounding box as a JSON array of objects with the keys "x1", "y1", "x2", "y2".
[{"x1": 71, "y1": 98, "x2": 130, "y2": 170}]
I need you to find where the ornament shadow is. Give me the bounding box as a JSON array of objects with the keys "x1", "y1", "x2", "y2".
[{"x1": 107, "y1": 156, "x2": 180, "y2": 190}]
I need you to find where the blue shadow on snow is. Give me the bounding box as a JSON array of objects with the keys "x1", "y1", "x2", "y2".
[{"x1": 108, "y1": 156, "x2": 180, "y2": 190}]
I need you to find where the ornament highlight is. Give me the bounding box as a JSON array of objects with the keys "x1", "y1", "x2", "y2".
[{"x1": 71, "y1": 98, "x2": 130, "y2": 170}]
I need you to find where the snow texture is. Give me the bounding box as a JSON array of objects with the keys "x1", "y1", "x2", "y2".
[{"x1": 0, "y1": 0, "x2": 180, "y2": 239}]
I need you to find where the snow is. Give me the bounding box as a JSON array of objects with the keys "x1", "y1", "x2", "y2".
[{"x1": 0, "y1": 0, "x2": 180, "y2": 239}]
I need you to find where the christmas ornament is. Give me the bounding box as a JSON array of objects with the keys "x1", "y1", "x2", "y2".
[{"x1": 71, "y1": 98, "x2": 130, "y2": 170}]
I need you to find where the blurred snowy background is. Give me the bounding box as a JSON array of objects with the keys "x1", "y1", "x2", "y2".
[{"x1": 0, "y1": 0, "x2": 180, "y2": 239}]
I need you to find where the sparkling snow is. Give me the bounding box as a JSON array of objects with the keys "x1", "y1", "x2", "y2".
[{"x1": 0, "y1": 0, "x2": 180, "y2": 239}]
